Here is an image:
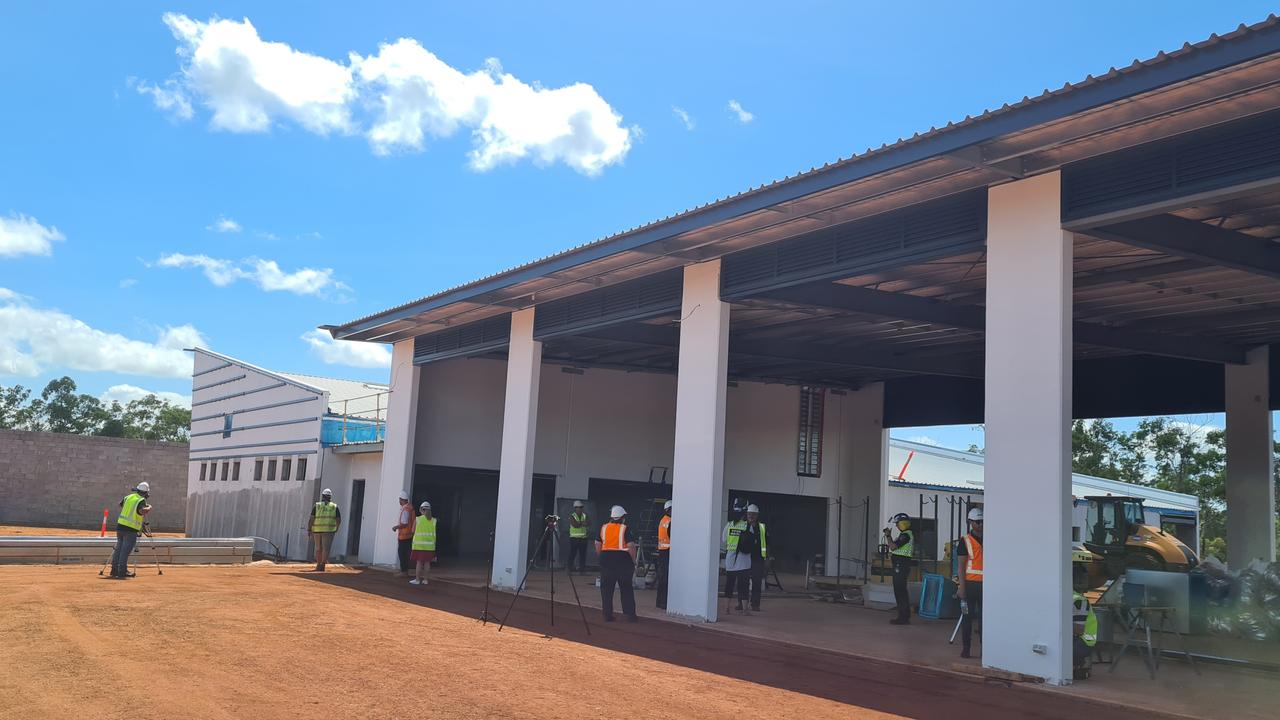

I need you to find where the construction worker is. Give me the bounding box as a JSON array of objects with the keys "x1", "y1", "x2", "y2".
[
  {"x1": 957, "y1": 507, "x2": 984, "y2": 658},
  {"x1": 309, "y1": 489, "x2": 341, "y2": 572},
  {"x1": 568, "y1": 500, "x2": 589, "y2": 574},
  {"x1": 410, "y1": 501, "x2": 437, "y2": 586},
  {"x1": 723, "y1": 498, "x2": 750, "y2": 612},
  {"x1": 1072, "y1": 592, "x2": 1098, "y2": 678},
  {"x1": 885, "y1": 512, "x2": 914, "y2": 625},
  {"x1": 391, "y1": 490, "x2": 415, "y2": 577},
  {"x1": 742, "y1": 504, "x2": 768, "y2": 612},
  {"x1": 656, "y1": 500, "x2": 672, "y2": 610},
  {"x1": 109, "y1": 481, "x2": 152, "y2": 579},
  {"x1": 595, "y1": 505, "x2": 638, "y2": 622}
]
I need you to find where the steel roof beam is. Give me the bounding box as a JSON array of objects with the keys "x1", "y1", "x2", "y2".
[
  {"x1": 1084, "y1": 213, "x2": 1280, "y2": 281},
  {"x1": 575, "y1": 324, "x2": 984, "y2": 378},
  {"x1": 751, "y1": 282, "x2": 1247, "y2": 364}
]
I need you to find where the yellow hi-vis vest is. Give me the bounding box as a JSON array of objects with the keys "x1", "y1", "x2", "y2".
[
  {"x1": 725, "y1": 521, "x2": 767, "y2": 558},
  {"x1": 569, "y1": 512, "x2": 588, "y2": 539},
  {"x1": 118, "y1": 492, "x2": 145, "y2": 531},
  {"x1": 891, "y1": 529, "x2": 914, "y2": 558},
  {"x1": 1074, "y1": 592, "x2": 1098, "y2": 647},
  {"x1": 412, "y1": 516, "x2": 437, "y2": 552},
  {"x1": 312, "y1": 501, "x2": 339, "y2": 533}
]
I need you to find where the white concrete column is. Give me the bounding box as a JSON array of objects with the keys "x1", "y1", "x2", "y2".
[
  {"x1": 492, "y1": 308, "x2": 543, "y2": 589},
  {"x1": 668, "y1": 260, "x2": 731, "y2": 621},
  {"x1": 826, "y1": 384, "x2": 886, "y2": 580},
  {"x1": 1225, "y1": 346, "x2": 1276, "y2": 569},
  {"x1": 984, "y1": 171, "x2": 1073, "y2": 684},
  {"x1": 370, "y1": 339, "x2": 421, "y2": 566}
]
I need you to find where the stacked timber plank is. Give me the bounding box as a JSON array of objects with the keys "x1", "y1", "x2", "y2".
[{"x1": 0, "y1": 536, "x2": 254, "y2": 565}]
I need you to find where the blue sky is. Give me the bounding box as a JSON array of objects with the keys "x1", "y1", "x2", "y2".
[{"x1": 1, "y1": 2, "x2": 1275, "y2": 442}]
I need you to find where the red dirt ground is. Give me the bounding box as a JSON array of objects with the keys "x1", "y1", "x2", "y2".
[
  {"x1": 0, "y1": 524, "x2": 184, "y2": 537},
  {"x1": 0, "y1": 564, "x2": 1189, "y2": 720}
]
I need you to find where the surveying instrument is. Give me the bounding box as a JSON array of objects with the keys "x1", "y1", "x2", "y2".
[{"x1": 497, "y1": 514, "x2": 592, "y2": 635}]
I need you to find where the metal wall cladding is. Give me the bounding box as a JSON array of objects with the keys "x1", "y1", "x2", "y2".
[
  {"x1": 412, "y1": 314, "x2": 512, "y2": 365},
  {"x1": 1062, "y1": 109, "x2": 1280, "y2": 222},
  {"x1": 186, "y1": 486, "x2": 312, "y2": 560},
  {"x1": 533, "y1": 269, "x2": 683, "y2": 339},
  {"x1": 720, "y1": 189, "x2": 987, "y2": 297}
]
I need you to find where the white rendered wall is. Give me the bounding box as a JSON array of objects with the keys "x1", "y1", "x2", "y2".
[
  {"x1": 318, "y1": 449, "x2": 384, "y2": 563},
  {"x1": 1225, "y1": 346, "x2": 1277, "y2": 568},
  {"x1": 492, "y1": 308, "x2": 543, "y2": 589},
  {"x1": 370, "y1": 340, "x2": 421, "y2": 566},
  {"x1": 983, "y1": 171, "x2": 1074, "y2": 684},
  {"x1": 668, "y1": 260, "x2": 731, "y2": 621},
  {"x1": 824, "y1": 385, "x2": 887, "y2": 579}
]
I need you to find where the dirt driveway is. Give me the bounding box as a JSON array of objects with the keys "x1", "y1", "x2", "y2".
[{"x1": 0, "y1": 564, "x2": 1186, "y2": 720}]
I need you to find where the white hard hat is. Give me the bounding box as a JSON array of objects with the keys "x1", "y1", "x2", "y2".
[
  {"x1": 321, "y1": 488, "x2": 333, "y2": 497},
  {"x1": 420, "y1": 501, "x2": 431, "y2": 509},
  {"x1": 572, "y1": 500, "x2": 584, "y2": 508},
  {"x1": 136, "y1": 481, "x2": 150, "y2": 493},
  {"x1": 398, "y1": 490, "x2": 409, "y2": 501},
  {"x1": 968, "y1": 507, "x2": 984, "y2": 522},
  {"x1": 610, "y1": 505, "x2": 626, "y2": 519},
  {"x1": 746, "y1": 504, "x2": 760, "y2": 513},
  {"x1": 663, "y1": 500, "x2": 672, "y2": 510}
]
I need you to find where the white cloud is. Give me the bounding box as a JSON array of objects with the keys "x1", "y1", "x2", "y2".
[
  {"x1": 162, "y1": 13, "x2": 354, "y2": 134},
  {"x1": 155, "y1": 253, "x2": 348, "y2": 297},
  {"x1": 301, "y1": 329, "x2": 391, "y2": 369},
  {"x1": 119, "y1": 278, "x2": 138, "y2": 289},
  {"x1": 0, "y1": 213, "x2": 65, "y2": 258},
  {"x1": 672, "y1": 106, "x2": 694, "y2": 131},
  {"x1": 142, "y1": 14, "x2": 633, "y2": 175},
  {"x1": 207, "y1": 216, "x2": 242, "y2": 233},
  {"x1": 101, "y1": 384, "x2": 192, "y2": 409},
  {"x1": 132, "y1": 77, "x2": 194, "y2": 120},
  {"x1": 727, "y1": 99, "x2": 754, "y2": 124},
  {"x1": 0, "y1": 289, "x2": 201, "y2": 379}
]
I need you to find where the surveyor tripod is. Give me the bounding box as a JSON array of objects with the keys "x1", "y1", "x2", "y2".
[{"x1": 497, "y1": 516, "x2": 591, "y2": 635}]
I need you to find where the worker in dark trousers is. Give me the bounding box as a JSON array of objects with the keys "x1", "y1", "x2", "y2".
[
  {"x1": 568, "y1": 500, "x2": 589, "y2": 574},
  {"x1": 957, "y1": 507, "x2": 984, "y2": 658},
  {"x1": 596, "y1": 505, "x2": 638, "y2": 622},
  {"x1": 109, "y1": 481, "x2": 152, "y2": 579},
  {"x1": 742, "y1": 504, "x2": 768, "y2": 612},
  {"x1": 885, "y1": 512, "x2": 914, "y2": 625},
  {"x1": 656, "y1": 500, "x2": 672, "y2": 610}
]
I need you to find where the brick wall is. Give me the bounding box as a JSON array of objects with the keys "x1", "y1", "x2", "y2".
[{"x1": 0, "y1": 429, "x2": 188, "y2": 531}]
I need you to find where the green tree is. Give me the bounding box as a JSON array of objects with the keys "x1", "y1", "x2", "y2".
[
  {"x1": 27, "y1": 377, "x2": 109, "y2": 435},
  {"x1": 0, "y1": 384, "x2": 33, "y2": 429}
]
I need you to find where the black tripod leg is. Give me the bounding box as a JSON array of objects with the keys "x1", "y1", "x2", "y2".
[
  {"x1": 559, "y1": 547, "x2": 593, "y2": 636},
  {"x1": 498, "y1": 526, "x2": 552, "y2": 632}
]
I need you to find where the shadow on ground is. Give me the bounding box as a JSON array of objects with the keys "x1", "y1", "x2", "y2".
[{"x1": 288, "y1": 568, "x2": 1183, "y2": 720}]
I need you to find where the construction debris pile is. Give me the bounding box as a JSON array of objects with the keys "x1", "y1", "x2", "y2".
[{"x1": 1202, "y1": 558, "x2": 1280, "y2": 642}]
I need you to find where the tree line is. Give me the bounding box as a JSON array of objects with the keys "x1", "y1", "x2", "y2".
[
  {"x1": 0, "y1": 377, "x2": 190, "y2": 442},
  {"x1": 1070, "y1": 417, "x2": 1279, "y2": 560}
]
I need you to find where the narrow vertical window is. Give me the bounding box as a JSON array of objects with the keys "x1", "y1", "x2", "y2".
[
  {"x1": 281, "y1": 458, "x2": 292, "y2": 484},
  {"x1": 221, "y1": 461, "x2": 230, "y2": 481},
  {"x1": 222, "y1": 414, "x2": 233, "y2": 439},
  {"x1": 254, "y1": 459, "x2": 264, "y2": 481},
  {"x1": 232, "y1": 461, "x2": 241, "y2": 481},
  {"x1": 267, "y1": 459, "x2": 277, "y2": 481},
  {"x1": 296, "y1": 457, "x2": 307, "y2": 481},
  {"x1": 796, "y1": 386, "x2": 825, "y2": 478},
  {"x1": 199, "y1": 463, "x2": 207, "y2": 481}
]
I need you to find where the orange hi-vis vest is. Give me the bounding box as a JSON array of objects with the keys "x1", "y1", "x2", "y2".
[
  {"x1": 657, "y1": 515, "x2": 672, "y2": 550},
  {"x1": 396, "y1": 504, "x2": 415, "y2": 541},
  {"x1": 600, "y1": 522, "x2": 629, "y2": 551},
  {"x1": 963, "y1": 533, "x2": 984, "y2": 582}
]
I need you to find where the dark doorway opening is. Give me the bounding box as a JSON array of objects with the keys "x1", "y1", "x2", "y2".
[
  {"x1": 726, "y1": 488, "x2": 827, "y2": 574},
  {"x1": 348, "y1": 479, "x2": 366, "y2": 558},
  {"x1": 412, "y1": 465, "x2": 555, "y2": 563}
]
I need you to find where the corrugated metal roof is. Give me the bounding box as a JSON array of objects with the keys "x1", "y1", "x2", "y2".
[
  {"x1": 332, "y1": 15, "x2": 1280, "y2": 339},
  {"x1": 888, "y1": 438, "x2": 1199, "y2": 513},
  {"x1": 276, "y1": 373, "x2": 388, "y2": 418}
]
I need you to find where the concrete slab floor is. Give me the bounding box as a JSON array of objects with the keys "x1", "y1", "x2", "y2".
[{"x1": 426, "y1": 565, "x2": 1278, "y2": 720}]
